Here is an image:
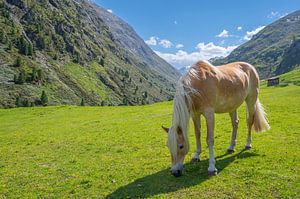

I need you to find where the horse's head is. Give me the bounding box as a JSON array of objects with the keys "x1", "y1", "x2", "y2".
[{"x1": 162, "y1": 125, "x2": 189, "y2": 177}]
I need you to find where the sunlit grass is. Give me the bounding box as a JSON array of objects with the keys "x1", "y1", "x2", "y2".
[{"x1": 0, "y1": 86, "x2": 299, "y2": 198}]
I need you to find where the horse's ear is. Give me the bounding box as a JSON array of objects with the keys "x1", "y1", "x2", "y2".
[{"x1": 162, "y1": 125, "x2": 169, "y2": 133}]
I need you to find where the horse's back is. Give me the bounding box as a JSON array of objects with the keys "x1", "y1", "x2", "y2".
[{"x1": 187, "y1": 61, "x2": 259, "y2": 113}]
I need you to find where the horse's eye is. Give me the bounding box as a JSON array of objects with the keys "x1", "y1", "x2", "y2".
[{"x1": 179, "y1": 144, "x2": 184, "y2": 149}]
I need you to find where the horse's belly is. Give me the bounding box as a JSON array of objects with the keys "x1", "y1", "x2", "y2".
[{"x1": 214, "y1": 92, "x2": 247, "y2": 113}]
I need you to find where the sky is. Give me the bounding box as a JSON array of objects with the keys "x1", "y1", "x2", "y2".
[{"x1": 94, "y1": 0, "x2": 300, "y2": 69}]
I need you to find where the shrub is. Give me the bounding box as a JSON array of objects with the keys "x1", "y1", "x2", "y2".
[
  {"x1": 294, "y1": 81, "x2": 300, "y2": 86},
  {"x1": 277, "y1": 83, "x2": 289, "y2": 87}
]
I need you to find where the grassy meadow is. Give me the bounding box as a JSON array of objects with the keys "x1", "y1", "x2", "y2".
[{"x1": 0, "y1": 72, "x2": 300, "y2": 198}]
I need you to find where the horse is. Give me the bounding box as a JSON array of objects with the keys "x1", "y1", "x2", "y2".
[{"x1": 162, "y1": 60, "x2": 270, "y2": 177}]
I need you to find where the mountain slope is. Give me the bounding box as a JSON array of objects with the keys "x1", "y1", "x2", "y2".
[
  {"x1": 92, "y1": 5, "x2": 179, "y2": 83},
  {"x1": 0, "y1": 0, "x2": 180, "y2": 108},
  {"x1": 213, "y1": 9, "x2": 300, "y2": 79}
]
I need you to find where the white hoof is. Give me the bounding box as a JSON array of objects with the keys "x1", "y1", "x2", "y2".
[{"x1": 191, "y1": 153, "x2": 200, "y2": 162}]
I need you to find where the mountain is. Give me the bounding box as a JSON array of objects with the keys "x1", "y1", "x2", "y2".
[
  {"x1": 178, "y1": 66, "x2": 188, "y2": 74},
  {"x1": 0, "y1": 0, "x2": 180, "y2": 108},
  {"x1": 213, "y1": 9, "x2": 300, "y2": 79}
]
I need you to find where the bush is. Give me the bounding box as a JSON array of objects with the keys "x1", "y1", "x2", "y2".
[
  {"x1": 294, "y1": 81, "x2": 300, "y2": 86},
  {"x1": 276, "y1": 83, "x2": 289, "y2": 87}
]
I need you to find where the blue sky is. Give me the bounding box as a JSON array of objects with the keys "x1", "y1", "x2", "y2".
[{"x1": 94, "y1": 0, "x2": 300, "y2": 69}]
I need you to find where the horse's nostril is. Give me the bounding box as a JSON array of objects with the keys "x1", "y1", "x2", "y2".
[{"x1": 172, "y1": 170, "x2": 182, "y2": 177}]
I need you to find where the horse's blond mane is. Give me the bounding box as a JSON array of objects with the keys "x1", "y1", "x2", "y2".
[{"x1": 168, "y1": 61, "x2": 206, "y2": 158}]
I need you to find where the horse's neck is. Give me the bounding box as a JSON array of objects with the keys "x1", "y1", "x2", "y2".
[{"x1": 172, "y1": 94, "x2": 190, "y2": 135}]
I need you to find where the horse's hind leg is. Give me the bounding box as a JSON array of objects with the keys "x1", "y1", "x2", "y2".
[
  {"x1": 191, "y1": 113, "x2": 201, "y2": 162},
  {"x1": 227, "y1": 110, "x2": 239, "y2": 154},
  {"x1": 245, "y1": 93, "x2": 257, "y2": 150}
]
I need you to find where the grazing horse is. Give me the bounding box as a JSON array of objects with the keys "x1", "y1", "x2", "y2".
[{"x1": 162, "y1": 60, "x2": 270, "y2": 177}]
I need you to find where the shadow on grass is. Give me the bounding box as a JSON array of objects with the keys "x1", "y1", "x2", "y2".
[{"x1": 106, "y1": 150, "x2": 259, "y2": 198}]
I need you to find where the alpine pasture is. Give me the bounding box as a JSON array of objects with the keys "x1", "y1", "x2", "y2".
[{"x1": 0, "y1": 70, "x2": 299, "y2": 198}]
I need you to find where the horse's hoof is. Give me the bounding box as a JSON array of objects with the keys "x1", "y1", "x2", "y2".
[
  {"x1": 191, "y1": 157, "x2": 200, "y2": 163},
  {"x1": 245, "y1": 146, "x2": 252, "y2": 150},
  {"x1": 227, "y1": 149, "x2": 235, "y2": 154},
  {"x1": 208, "y1": 169, "x2": 217, "y2": 176}
]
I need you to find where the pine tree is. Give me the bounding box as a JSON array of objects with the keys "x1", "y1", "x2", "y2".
[
  {"x1": 0, "y1": 30, "x2": 4, "y2": 43},
  {"x1": 13, "y1": 74, "x2": 17, "y2": 83},
  {"x1": 125, "y1": 70, "x2": 129, "y2": 78},
  {"x1": 123, "y1": 97, "x2": 128, "y2": 105},
  {"x1": 7, "y1": 41, "x2": 12, "y2": 51},
  {"x1": 28, "y1": 43, "x2": 33, "y2": 56},
  {"x1": 17, "y1": 71, "x2": 26, "y2": 84},
  {"x1": 143, "y1": 91, "x2": 148, "y2": 99},
  {"x1": 99, "y1": 58, "x2": 104, "y2": 66},
  {"x1": 37, "y1": 69, "x2": 42, "y2": 82},
  {"x1": 15, "y1": 97, "x2": 22, "y2": 107},
  {"x1": 80, "y1": 98, "x2": 85, "y2": 106},
  {"x1": 24, "y1": 42, "x2": 29, "y2": 55},
  {"x1": 41, "y1": 91, "x2": 48, "y2": 106},
  {"x1": 15, "y1": 57, "x2": 22, "y2": 67},
  {"x1": 23, "y1": 99, "x2": 30, "y2": 107},
  {"x1": 31, "y1": 68, "x2": 38, "y2": 82}
]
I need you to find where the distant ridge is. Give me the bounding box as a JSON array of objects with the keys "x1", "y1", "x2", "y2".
[{"x1": 213, "y1": 9, "x2": 300, "y2": 79}]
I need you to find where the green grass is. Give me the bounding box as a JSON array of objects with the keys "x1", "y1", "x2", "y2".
[
  {"x1": 0, "y1": 85, "x2": 300, "y2": 198},
  {"x1": 280, "y1": 68, "x2": 300, "y2": 85},
  {"x1": 62, "y1": 62, "x2": 108, "y2": 99}
]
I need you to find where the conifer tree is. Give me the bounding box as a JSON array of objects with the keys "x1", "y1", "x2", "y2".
[
  {"x1": 80, "y1": 98, "x2": 85, "y2": 106},
  {"x1": 41, "y1": 91, "x2": 48, "y2": 106}
]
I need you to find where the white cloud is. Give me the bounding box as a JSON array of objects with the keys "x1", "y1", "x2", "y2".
[
  {"x1": 244, "y1": 26, "x2": 265, "y2": 40},
  {"x1": 237, "y1": 26, "x2": 242, "y2": 31},
  {"x1": 107, "y1": 9, "x2": 113, "y2": 13},
  {"x1": 268, "y1": 11, "x2": 288, "y2": 19},
  {"x1": 216, "y1": 29, "x2": 229, "y2": 38},
  {"x1": 159, "y1": 39, "x2": 173, "y2": 48},
  {"x1": 145, "y1": 36, "x2": 158, "y2": 46},
  {"x1": 155, "y1": 42, "x2": 238, "y2": 69},
  {"x1": 176, "y1": 44, "x2": 184, "y2": 49},
  {"x1": 195, "y1": 42, "x2": 237, "y2": 58},
  {"x1": 267, "y1": 11, "x2": 280, "y2": 19}
]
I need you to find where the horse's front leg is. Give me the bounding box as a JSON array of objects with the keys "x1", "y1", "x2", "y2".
[
  {"x1": 191, "y1": 113, "x2": 201, "y2": 162},
  {"x1": 204, "y1": 108, "x2": 217, "y2": 175}
]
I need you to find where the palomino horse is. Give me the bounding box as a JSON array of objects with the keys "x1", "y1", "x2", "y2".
[{"x1": 162, "y1": 60, "x2": 270, "y2": 177}]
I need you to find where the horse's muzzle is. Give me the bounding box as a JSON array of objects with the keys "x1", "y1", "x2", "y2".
[
  {"x1": 171, "y1": 163, "x2": 184, "y2": 177},
  {"x1": 172, "y1": 169, "x2": 182, "y2": 177}
]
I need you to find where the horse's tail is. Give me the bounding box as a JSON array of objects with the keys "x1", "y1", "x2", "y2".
[{"x1": 253, "y1": 99, "x2": 270, "y2": 132}]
